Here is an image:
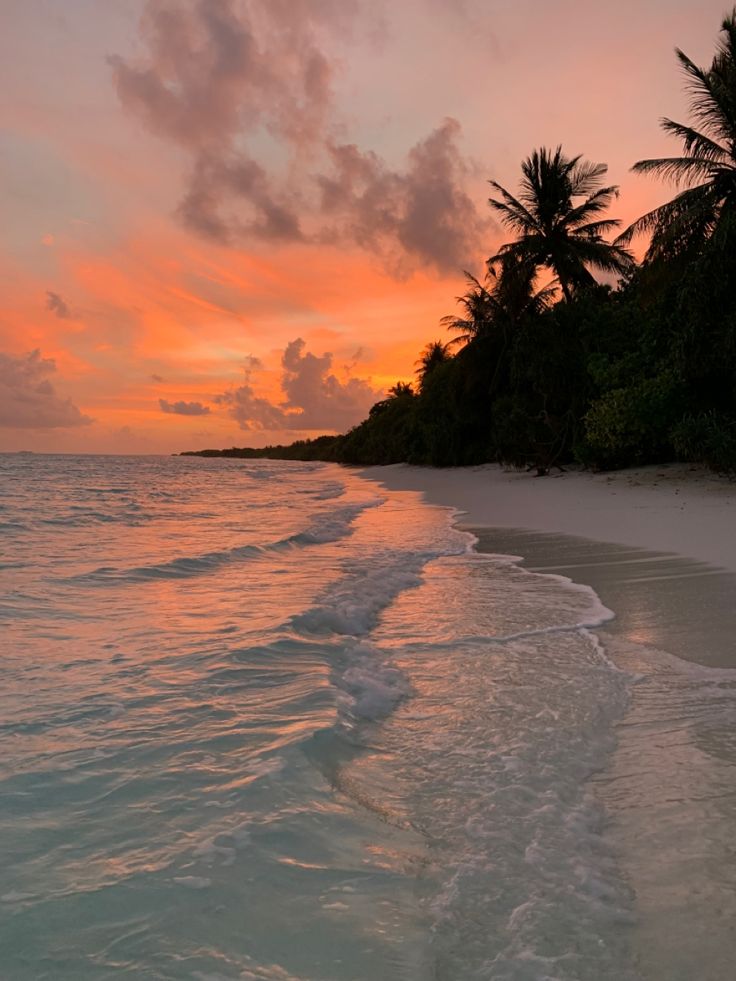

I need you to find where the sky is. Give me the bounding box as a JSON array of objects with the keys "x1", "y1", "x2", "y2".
[{"x1": 0, "y1": 0, "x2": 730, "y2": 453}]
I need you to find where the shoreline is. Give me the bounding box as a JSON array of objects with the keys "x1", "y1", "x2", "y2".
[
  {"x1": 358, "y1": 461, "x2": 736, "y2": 668},
  {"x1": 358, "y1": 461, "x2": 736, "y2": 573},
  {"x1": 360, "y1": 459, "x2": 736, "y2": 980}
]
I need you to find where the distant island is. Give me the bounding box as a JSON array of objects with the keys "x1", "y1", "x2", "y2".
[{"x1": 185, "y1": 12, "x2": 736, "y2": 478}]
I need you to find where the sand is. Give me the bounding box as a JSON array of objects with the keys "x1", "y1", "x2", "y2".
[
  {"x1": 359, "y1": 462, "x2": 736, "y2": 573},
  {"x1": 359, "y1": 462, "x2": 736, "y2": 667}
]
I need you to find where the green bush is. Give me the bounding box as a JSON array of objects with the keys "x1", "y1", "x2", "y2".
[
  {"x1": 671, "y1": 411, "x2": 736, "y2": 475},
  {"x1": 582, "y1": 372, "x2": 683, "y2": 469}
]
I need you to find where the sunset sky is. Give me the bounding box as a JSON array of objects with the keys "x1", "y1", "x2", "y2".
[{"x1": 0, "y1": 0, "x2": 729, "y2": 453}]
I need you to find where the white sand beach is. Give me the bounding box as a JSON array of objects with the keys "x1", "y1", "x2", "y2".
[{"x1": 360, "y1": 462, "x2": 736, "y2": 573}]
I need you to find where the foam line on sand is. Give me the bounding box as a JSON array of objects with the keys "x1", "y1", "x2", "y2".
[{"x1": 358, "y1": 462, "x2": 736, "y2": 574}]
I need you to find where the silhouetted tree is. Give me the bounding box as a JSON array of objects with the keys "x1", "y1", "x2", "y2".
[
  {"x1": 620, "y1": 9, "x2": 736, "y2": 260},
  {"x1": 442, "y1": 272, "x2": 495, "y2": 347},
  {"x1": 388, "y1": 381, "x2": 415, "y2": 398},
  {"x1": 415, "y1": 340, "x2": 451, "y2": 391},
  {"x1": 443, "y1": 257, "x2": 554, "y2": 348},
  {"x1": 488, "y1": 147, "x2": 633, "y2": 301}
]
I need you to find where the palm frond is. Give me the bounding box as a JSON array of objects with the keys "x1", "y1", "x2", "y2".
[
  {"x1": 574, "y1": 218, "x2": 623, "y2": 237},
  {"x1": 632, "y1": 155, "x2": 721, "y2": 185},
  {"x1": 441, "y1": 271, "x2": 496, "y2": 346},
  {"x1": 487, "y1": 145, "x2": 627, "y2": 298},
  {"x1": 560, "y1": 186, "x2": 620, "y2": 229},
  {"x1": 415, "y1": 340, "x2": 452, "y2": 382},
  {"x1": 487, "y1": 181, "x2": 540, "y2": 234},
  {"x1": 488, "y1": 236, "x2": 547, "y2": 269},
  {"x1": 533, "y1": 279, "x2": 560, "y2": 309},
  {"x1": 659, "y1": 118, "x2": 730, "y2": 163},
  {"x1": 676, "y1": 48, "x2": 736, "y2": 142},
  {"x1": 570, "y1": 237, "x2": 634, "y2": 274},
  {"x1": 617, "y1": 182, "x2": 719, "y2": 247},
  {"x1": 626, "y1": 15, "x2": 736, "y2": 259},
  {"x1": 569, "y1": 160, "x2": 609, "y2": 197}
]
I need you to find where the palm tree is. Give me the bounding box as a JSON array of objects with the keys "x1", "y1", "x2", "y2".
[
  {"x1": 388, "y1": 381, "x2": 414, "y2": 398},
  {"x1": 490, "y1": 254, "x2": 557, "y2": 323},
  {"x1": 442, "y1": 272, "x2": 495, "y2": 347},
  {"x1": 619, "y1": 10, "x2": 736, "y2": 261},
  {"x1": 415, "y1": 340, "x2": 451, "y2": 391},
  {"x1": 488, "y1": 146, "x2": 633, "y2": 301},
  {"x1": 443, "y1": 257, "x2": 555, "y2": 347},
  {"x1": 368, "y1": 380, "x2": 415, "y2": 418}
]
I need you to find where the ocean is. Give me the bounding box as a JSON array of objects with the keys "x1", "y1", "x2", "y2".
[{"x1": 0, "y1": 454, "x2": 733, "y2": 980}]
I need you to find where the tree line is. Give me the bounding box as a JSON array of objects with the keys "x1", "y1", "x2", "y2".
[{"x1": 185, "y1": 10, "x2": 736, "y2": 475}]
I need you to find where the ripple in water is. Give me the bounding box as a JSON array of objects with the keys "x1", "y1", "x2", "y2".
[{"x1": 2, "y1": 454, "x2": 733, "y2": 979}]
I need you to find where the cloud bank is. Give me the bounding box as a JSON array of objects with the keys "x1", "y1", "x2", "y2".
[
  {"x1": 216, "y1": 338, "x2": 380, "y2": 432},
  {"x1": 0, "y1": 351, "x2": 92, "y2": 429},
  {"x1": 110, "y1": 0, "x2": 488, "y2": 273}
]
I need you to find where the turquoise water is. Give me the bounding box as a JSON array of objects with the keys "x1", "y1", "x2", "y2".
[{"x1": 1, "y1": 454, "x2": 722, "y2": 979}]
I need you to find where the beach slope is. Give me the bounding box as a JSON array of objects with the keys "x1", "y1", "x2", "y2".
[{"x1": 359, "y1": 462, "x2": 736, "y2": 573}]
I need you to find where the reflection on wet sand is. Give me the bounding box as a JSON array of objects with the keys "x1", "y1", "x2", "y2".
[{"x1": 471, "y1": 527, "x2": 736, "y2": 981}]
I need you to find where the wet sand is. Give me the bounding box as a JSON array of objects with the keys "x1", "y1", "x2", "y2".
[
  {"x1": 358, "y1": 463, "x2": 736, "y2": 978},
  {"x1": 469, "y1": 526, "x2": 736, "y2": 668},
  {"x1": 467, "y1": 529, "x2": 736, "y2": 979}
]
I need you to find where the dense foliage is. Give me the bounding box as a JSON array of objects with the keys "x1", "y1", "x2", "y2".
[{"x1": 185, "y1": 12, "x2": 736, "y2": 476}]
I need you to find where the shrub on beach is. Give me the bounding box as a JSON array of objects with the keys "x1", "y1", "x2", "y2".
[
  {"x1": 581, "y1": 372, "x2": 684, "y2": 469},
  {"x1": 671, "y1": 412, "x2": 736, "y2": 476}
]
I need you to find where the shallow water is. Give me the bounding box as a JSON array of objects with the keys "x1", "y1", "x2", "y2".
[
  {"x1": 470, "y1": 527, "x2": 736, "y2": 981},
  {"x1": 0, "y1": 455, "x2": 732, "y2": 979}
]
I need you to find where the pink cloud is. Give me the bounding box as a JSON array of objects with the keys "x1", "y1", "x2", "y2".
[
  {"x1": 215, "y1": 337, "x2": 381, "y2": 432},
  {"x1": 109, "y1": 0, "x2": 488, "y2": 273},
  {"x1": 0, "y1": 350, "x2": 92, "y2": 429}
]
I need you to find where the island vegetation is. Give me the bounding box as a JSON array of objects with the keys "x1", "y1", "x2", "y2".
[{"x1": 184, "y1": 11, "x2": 736, "y2": 475}]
